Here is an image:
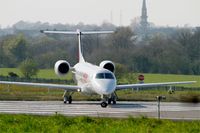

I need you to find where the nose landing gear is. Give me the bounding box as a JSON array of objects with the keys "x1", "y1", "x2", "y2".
[
  {"x1": 101, "y1": 95, "x2": 108, "y2": 108},
  {"x1": 101, "y1": 101, "x2": 108, "y2": 108},
  {"x1": 101, "y1": 92, "x2": 118, "y2": 108}
]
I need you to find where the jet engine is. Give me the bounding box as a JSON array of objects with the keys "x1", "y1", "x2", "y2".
[
  {"x1": 99, "y1": 60, "x2": 115, "y2": 73},
  {"x1": 54, "y1": 60, "x2": 70, "y2": 76}
]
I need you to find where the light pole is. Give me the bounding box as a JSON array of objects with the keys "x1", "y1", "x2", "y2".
[{"x1": 156, "y1": 96, "x2": 166, "y2": 119}]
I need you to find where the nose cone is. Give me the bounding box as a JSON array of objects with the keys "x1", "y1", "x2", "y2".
[{"x1": 94, "y1": 80, "x2": 116, "y2": 95}]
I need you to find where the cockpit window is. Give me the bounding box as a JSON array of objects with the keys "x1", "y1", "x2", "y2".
[
  {"x1": 95, "y1": 73, "x2": 114, "y2": 79},
  {"x1": 105, "y1": 73, "x2": 114, "y2": 79},
  {"x1": 95, "y1": 73, "x2": 104, "y2": 79}
]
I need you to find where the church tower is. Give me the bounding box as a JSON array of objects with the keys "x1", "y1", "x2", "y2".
[{"x1": 140, "y1": 0, "x2": 148, "y2": 35}]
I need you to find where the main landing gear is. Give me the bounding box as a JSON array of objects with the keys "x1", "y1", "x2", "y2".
[
  {"x1": 101, "y1": 93, "x2": 117, "y2": 108},
  {"x1": 108, "y1": 93, "x2": 117, "y2": 105},
  {"x1": 63, "y1": 91, "x2": 73, "y2": 104}
]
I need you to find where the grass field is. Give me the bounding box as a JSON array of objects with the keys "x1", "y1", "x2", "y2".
[
  {"x1": 143, "y1": 73, "x2": 200, "y2": 88},
  {"x1": 0, "y1": 68, "x2": 72, "y2": 80},
  {"x1": 0, "y1": 84, "x2": 199, "y2": 102},
  {"x1": 0, "y1": 114, "x2": 199, "y2": 133}
]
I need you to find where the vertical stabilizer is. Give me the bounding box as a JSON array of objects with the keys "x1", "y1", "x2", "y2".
[{"x1": 77, "y1": 29, "x2": 85, "y2": 63}]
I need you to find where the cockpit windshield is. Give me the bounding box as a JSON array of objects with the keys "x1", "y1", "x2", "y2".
[
  {"x1": 105, "y1": 73, "x2": 114, "y2": 79},
  {"x1": 95, "y1": 73, "x2": 104, "y2": 79},
  {"x1": 95, "y1": 73, "x2": 114, "y2": 79}
]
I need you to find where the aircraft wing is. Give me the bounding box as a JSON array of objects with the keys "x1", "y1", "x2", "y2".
[
  {"x1": 0, "y1": 81, "x2": 81, "y2": 91},
  {"x1": 116, "y1": 81, "x2": 196, "y2": 90}
]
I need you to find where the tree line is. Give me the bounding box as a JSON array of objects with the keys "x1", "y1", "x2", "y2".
[{"x1": 0, "y1": 21, "x2": 200, "y2": 76}]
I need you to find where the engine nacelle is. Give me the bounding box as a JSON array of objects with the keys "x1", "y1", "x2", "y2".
[
  {"x1": 54, "y1": 60, "x2": 70, "y2": 76},
  {"x1": 99, "y1": 60, "x2": 115, "y2": 73}
]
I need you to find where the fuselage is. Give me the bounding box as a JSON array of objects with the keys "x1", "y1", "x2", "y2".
[{"x1": 73, "y1": 62, "x2": 116, "y2": 96}]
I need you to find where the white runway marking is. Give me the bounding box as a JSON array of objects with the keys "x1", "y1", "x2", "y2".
[{"x1": 0, "y1": 101, "x2": 199, "y2": 120}]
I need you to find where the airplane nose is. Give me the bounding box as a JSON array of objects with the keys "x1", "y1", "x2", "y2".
[{"x1": 94, "y1": 80, "x2": 116, "y2": 95}]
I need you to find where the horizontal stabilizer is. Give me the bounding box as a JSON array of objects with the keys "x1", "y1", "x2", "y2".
[{"x1": 40, "y1": 29, "x2": 114, "y2": 35}]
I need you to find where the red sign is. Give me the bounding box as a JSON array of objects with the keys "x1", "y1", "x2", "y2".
[{"x1": 138, "y1": 74, "x2": 144, "y2": 81}]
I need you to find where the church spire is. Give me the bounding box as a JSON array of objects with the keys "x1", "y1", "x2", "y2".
[{"x1": 140, "y1": 0, "x2": 148, "y2": 34}]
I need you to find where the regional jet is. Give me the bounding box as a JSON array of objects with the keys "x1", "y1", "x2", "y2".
[{"x1": 0, "y1": 29, "x2": 196, "y2": 107}]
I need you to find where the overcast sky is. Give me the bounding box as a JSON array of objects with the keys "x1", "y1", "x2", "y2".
[{"x1": 0, "y1": 0, "x2": 200, "y2": 28}]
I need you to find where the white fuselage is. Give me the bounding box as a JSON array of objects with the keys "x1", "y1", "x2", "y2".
[{"x1": 73, "y1": 62, "x2": 116, "y2": 96}]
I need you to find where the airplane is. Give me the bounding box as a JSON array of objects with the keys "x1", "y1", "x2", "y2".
[{"x1": 0, "y1": 29, "x2": 196, "y2": 108}]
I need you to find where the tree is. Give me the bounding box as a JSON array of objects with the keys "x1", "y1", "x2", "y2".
[
  {"x1": 191, "y1": 60, "x2": 200, "y2": 75},
  {"x1": 19, "y1": 59, "x2": 39, "y2": 78},
  {"x1": 10, "y1": 34, "x2": 27, "y2": 62},
  {"x1": 0, "y1": 43, "x2": 6, "y2": 67},
  {"x1": 2, "y1": 34, "x2": 28, "y2": 67},
  {"x1": 110, "y1": 27, "x2": 135, "y2": 49},
  {"x1": 115, "y1": 63, "x2": 129, "y2": 79}
]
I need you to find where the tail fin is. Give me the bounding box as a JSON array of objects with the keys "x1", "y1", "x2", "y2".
[
  {"x1": 41, "y1": 29, "x2": 114, "y2": 63},
  {"x1": 77, "y1": 29, "x2": 85, "y2": 63}
]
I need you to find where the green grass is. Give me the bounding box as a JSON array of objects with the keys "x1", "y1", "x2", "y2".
[
  {"x1": 120, "y1": 73, "x2": 199, "y2": 88},
  {"x1": 0, "y1": 68, "x2": 72, "y2": 80},
  {"x1": 143, "y1": 73, "x2": 200, "y2": 88},
  {"x1": 117, "y1": 90, "x2": 200, "y2": 102},
  {"x1": 0, "y1": 114, "x2": 199, "y2": 133},
  {"x1": 0, "y1": 68, "x2": 22, "y2": 77},
  {"x1": 0, "y1": 83, "x2": 199, "y2": 102}
]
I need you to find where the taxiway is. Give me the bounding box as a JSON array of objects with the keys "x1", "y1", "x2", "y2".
[{"x1": 0, "y1": 101, "x2": 199, "y2": 120}]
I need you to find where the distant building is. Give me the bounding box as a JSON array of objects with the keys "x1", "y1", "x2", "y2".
[
  {"x1": 132, "y1": 0, "x2": 149, "y2": 41},
  {"x1": 132, "y1": 0, "x2": 197, "y2": 43}
]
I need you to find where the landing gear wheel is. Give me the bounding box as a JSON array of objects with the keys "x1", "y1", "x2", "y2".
[
  {"x1": 108, "y1": 94, "x2": 117, "y2": 105},
  {"x1": 113, "y1": 100, "x2": 116, "y2": 104},
  {"x1": 68, "y1": 96, "x2": 72, "y2": 104},
  {"x1": 101, "y1": 102, "x2": 108, "y2": 108},
  {"x1": 64, "y1": 96, "x2": 67, "y2": 104},
  {"x1": 63, "y1": 96, "x2": 72, "y2": 104}
]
